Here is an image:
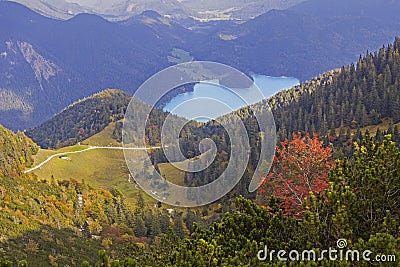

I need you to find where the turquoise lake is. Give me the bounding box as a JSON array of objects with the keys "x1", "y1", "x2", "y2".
[{"x1": 163, "y1": 75, "x2": 300, "y2": 121}]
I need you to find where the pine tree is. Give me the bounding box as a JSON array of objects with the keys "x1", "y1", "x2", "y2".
[
  {"x1": 375, "y1": 128, "x2": 383, "y2": 143},
  {"x1": 97, "y1": 250, "x2": 109, "y2": 267},
  {"x1": 134, "y1": 216, "x2": 147, "y2": 237}
]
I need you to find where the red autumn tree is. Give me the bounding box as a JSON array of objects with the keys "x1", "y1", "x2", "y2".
[{"x1": 260, "y1": 133, "x2": 334, "y2": 216}]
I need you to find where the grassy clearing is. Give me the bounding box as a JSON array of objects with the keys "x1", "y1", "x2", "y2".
[
  {"x1": 31, "y1": 145, "x2": 156, "y2": 207},
  {"x1": 334, "y1": 118, "x2": 400, "y2": 136},
  {"x1": 359, "y1": 119, "x2": 400, "y2": 135},
  {"x1": 32, "y1": 145, "x2": 90, "y2": 165},
  {"x1": 158, "y1": 161, "x2": 188, "y2": 187},
  {"x1": 29, "y1": 120, "x2": 156, "y2": 206},
  {"x1": 157, "y1": 150, "x2": 217, "y2": 187}
]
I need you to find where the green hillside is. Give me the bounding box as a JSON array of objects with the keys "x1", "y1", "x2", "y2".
[
  {"x1": 26, "y1": 89, "x2": 131, "y2": 149},
  {"x1": 0, "y1": 124, "x2": 206, "y2": 266},
  {"x1": 83, "y1": 121, "x2": 123, "y2": 147}
]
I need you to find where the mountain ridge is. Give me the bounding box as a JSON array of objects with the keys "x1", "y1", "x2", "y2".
[{"x1": 3, "y1": 0, "x2": 305, "y2": 21}]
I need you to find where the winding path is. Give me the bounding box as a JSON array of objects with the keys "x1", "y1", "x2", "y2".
[{"x1": 24, "y1": 146, "x2": 161, "y2": 174}]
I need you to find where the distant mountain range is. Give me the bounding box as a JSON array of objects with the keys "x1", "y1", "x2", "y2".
[
  {"x1": 3, "y1": 0, "x2": 305, "y2": 21},
  {"x1": 2, "y1": 0, "x2": 400, "y2": 131}
]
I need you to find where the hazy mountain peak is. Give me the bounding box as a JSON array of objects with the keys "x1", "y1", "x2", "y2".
[
  {"x1": 87, "y1": 88, "x2": 130, "y2": 100},
  {"x1": 141, "y1": 10, "x2": 163, "y2": 19}
]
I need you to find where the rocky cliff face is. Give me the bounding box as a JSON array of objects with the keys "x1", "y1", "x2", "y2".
[
  {"x1": 17, "y1": 41, "x2": 61, "y2": 83},
  {"x1": 0, "y1": 40, "x2": 36, "y2": 114}
]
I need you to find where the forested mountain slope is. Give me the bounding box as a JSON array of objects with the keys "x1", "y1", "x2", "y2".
[{"x1": 260, "y1": 37, "x2": 400, "y2": 139}]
